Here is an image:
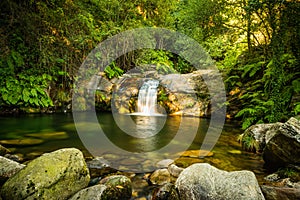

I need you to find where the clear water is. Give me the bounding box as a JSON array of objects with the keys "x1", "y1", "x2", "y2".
[{"x1": 0, "y1": 113, "x2": 267, "y2": 182}]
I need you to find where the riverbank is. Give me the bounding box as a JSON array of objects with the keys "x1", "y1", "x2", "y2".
[{"x1": 1, "y1": 146, "x2": 299, "y2": 199}]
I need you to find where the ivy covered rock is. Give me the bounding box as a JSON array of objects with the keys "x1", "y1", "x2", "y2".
[
  {"x1": 175, "y1": 163, "x2": 265, "y2": 200},
  {"x1": 1, "y1": 148, "x2": 90, "y2": 200},
  {"x1": 263, "y1": 117, "x2": 300, "y2": 168}
]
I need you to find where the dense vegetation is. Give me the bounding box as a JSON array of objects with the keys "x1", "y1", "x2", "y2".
[{"x1": 1, "y1": 0, "x2": 299, "y2": 129}]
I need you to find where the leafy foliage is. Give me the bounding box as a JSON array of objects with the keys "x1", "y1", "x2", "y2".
[
  {"x1": 237, "y1": 133, "x2": 259, "y2": 152},
  {"x1": 0, "y1": 0, "x2": 299, "y2": 121}
]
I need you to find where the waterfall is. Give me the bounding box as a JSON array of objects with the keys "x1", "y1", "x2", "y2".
[{"x1": 137, "y1": 80, "x2": 159, "y2": 115}]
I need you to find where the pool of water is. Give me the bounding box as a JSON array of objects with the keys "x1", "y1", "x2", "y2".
[{"x1": 0, "y1": 112, "x2": 267, "y2": 182}]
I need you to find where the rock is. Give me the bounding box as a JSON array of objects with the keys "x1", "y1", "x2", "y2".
[
  {"x1": 4, "y1": 153, "x2": 23, "y2": 162},
  {"x1": 263, "y1": 117, "x2": 300, "y2": 168},
  {"x1": 156, "y1": 159, "x2": 174, "y2": 169},
  {"x1": 151, "y1": 183, "x2": 180, "y2": 200},
  {"x1": 0, "y1": 145, "x2": 10, "y2": 156},
  {"x1": 261, "y1": 185, "x2": 300, "y2": 200},
  {"x1": 0, "y1": 138, "x2": 44, "y2": 146},
  {"x1": 150, "y1": 169, "x2": 171, "y2": 185},
  {"x1": 175, "y1": 163, "x2": 265, "y2": 200},
  {"x1": 0, "y1": 156, "x2": 25, "y2": 185},
  {"x1": 167, "y1": 164, "x2": 184, "y2": 178},
  {"x1": 86, "y1": 157, "x2": 116, "y2": 178},
  {"x1": 25, "y1": 131, "x2": 68, "y2": 140},
  {"x1": 112, "y1": 69, "x2": 222, "y2": 117},
  {"x1": 177, "y1": 149, "x2": 214, "y2": 158},
  {"x1": 241, "y1": 123, "x2": 274, "y2": 152},
  {"x1": 99, "y1": 175, "x2": 132, "y2": 199},
  {"x1": 264, "y1": 173, "x2": 281, "y2": 182},
  {"x1": 1, "y1": 148, "x2": 90, "y2": 200},
  {"x1": 68, "y1": 184, "x2": 107, "y2": 200}
]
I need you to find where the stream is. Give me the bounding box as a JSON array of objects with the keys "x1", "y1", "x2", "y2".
[{"x1": 0, "y1": 112, "x2": 268, "y2": 184}]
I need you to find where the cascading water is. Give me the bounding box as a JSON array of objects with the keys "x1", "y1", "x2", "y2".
[{"x1": 137, "y1": 80, "x2": 159, "y2": 115}]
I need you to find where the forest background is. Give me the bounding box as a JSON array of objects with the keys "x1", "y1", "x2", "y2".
[{"x1": 0, "y1": 0, "x2": 299, "y2": 129}]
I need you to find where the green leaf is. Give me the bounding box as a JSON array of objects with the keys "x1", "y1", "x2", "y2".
[
  {"x1": 22, "y1": 88, "x2": 30, "y2": 102},
  {"x1": 292, "y1": 79, "x2": 300, "y2": 93},
  {"x1": 31, "y1": 88, "x2": 38, "y2": 97}
]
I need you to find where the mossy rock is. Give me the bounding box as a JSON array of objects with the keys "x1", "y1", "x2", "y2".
[
  {"x1": 1, "y1": 148, "x2": 90, "y2": 200},
  {"x1": 99, "y1": 175, "x2": 132, "y2": 199}
]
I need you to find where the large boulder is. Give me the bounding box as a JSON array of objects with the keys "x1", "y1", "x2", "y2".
[
  {"x1": 1, "y1": 148, "x2": 90, "y2": 200},
  {"x1": 240, "y1": 123, "x2": 274, "y2": 152},
  {"x1": 263, "y1": 117, "x2": 300, "y2": 168},
  {"x1": 261, "y1": 185, "x2": 300, "y2": 200},
  {"x1": 175, "y1": 163, "x2": 265, "y2": 200}
]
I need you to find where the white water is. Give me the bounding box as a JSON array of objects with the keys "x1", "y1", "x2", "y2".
[{"x1": 136, "y1": 80, "x2": 160, "y2": 116}]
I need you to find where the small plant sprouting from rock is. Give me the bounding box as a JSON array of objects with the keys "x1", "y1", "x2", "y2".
[{"x1": 237, "y1": 133, "x2": 259, "y2": 153}]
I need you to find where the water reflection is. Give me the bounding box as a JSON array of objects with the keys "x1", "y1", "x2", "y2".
[
  {"x1": 113, "y1": 114, "x2": 166, "y2": 138},
  {"x1": 0, "y1": 113, "x2": 267, "y2": 178}
]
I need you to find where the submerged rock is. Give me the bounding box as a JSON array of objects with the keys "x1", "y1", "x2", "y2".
[
  {"x1": 86, "y1": 157, "x2": 116, "y2": 178},
  {"x1": 1, "y1": 148, "x2": 90, "y2": 200},
  {"x1": 156, "y1": 159, "x2": 174, "y2": 169},
  {"x1": 0, "y1": 138, "x2": 44, "y2": 146},
  {"x1": 175, "y1": 163, "x2": 265, "y2": 200}
]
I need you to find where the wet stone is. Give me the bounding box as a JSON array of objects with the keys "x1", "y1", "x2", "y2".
[
  {"x1": 151, "y1": 183, "x2": 180, "y2": 200},
  {"x1": 87, "y1": 157, "x2": 116, "y2": 178},
  {"x1": 4, "y1": 153, "x2": 23, "y2": 162},
  {"x1": 150, "y1": 169, "x2": 171, "y2": 186},
  {"x1": 99, "y1": 175, "x2": 132, "y2": 199},
  {"x1": 156, "y1": 159, "x2": 174, "y2": 169},
  {"x1": 0, "y1": 156, "x2": 25, "y2": 185},
  {"x1": 0, "y1": 145, "x2": 10, "y2": 156},
  {"x1": 168, "y1": 164, "x2": 184, "y2": 178}
]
